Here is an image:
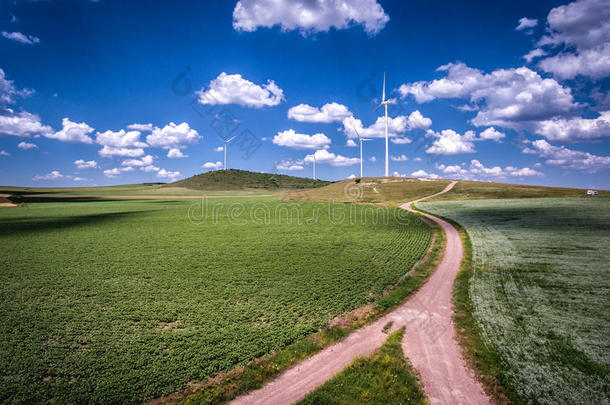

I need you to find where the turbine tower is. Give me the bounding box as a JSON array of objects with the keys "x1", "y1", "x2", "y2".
[
  {"x1": 375, "y1": 72, "x2": 393, "y2": 177},
  {"x1": 223, "y1": 136, "x2": 236, "y2": 170},
  {"x1": 353, "y1": 127, "x2": 371, "y2": 178},
  {"x1": 312, "y1": 155, "x2": 316, "y2": 180}
]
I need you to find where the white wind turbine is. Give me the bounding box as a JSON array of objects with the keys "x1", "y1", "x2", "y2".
[
  {"x1": 223, "y1": 136, "x2": 236, "y2": 170},
  {"x1": 353, "y1": 127, "x2": 371, "y2": 178},
  {"x1": 312, "y1": 154, "x2": 317, "y2": 180},
  {"x1": 375, "y1": 72, "x2": 395, "y2": 177}
]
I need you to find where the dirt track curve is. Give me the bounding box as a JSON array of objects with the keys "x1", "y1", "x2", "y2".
[{"x1": 231, "y1": 181, "x2": 489, "y2": 405}]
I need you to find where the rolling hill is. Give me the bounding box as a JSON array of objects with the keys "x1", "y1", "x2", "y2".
[
  {"x1": 164, "y1": 169, "x2": 332, "y2": 191},
  {"x1": 283, "y1": 177, "x2": 608, "y2": 204}
]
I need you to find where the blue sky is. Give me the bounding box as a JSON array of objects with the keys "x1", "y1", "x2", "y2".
[{"x1": 1, "y1": 0, "x2": 609, "y2": 188}]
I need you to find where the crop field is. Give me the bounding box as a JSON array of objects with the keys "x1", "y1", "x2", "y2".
[
  {"x1": 0, "y1": 196, "x2": 430, "y2": 403},
  {"x1": 418, "y1": 197, "x2": 610, "y2": 403}
]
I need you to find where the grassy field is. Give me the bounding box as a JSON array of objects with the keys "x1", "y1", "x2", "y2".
[
  {"x1": 418, "y1": 197, "x2": 610, "y2": 404},
  {"x1": 285, "y1": 177, "x2": 606, "y2": 205},
  {"x1": 0, "y1": 196, "x2": 431, "y2": 403},
  {"x1": 298, "y1": 328, "x2": 427, "y2": 405}
]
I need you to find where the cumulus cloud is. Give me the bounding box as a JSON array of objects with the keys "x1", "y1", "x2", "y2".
[
  {"x1": 127, "y1": 123, "x2": 153, "y2": 131},
  {"x1": 121, "y1": 155, "x2": 154, "y2": 167},
  {"x1": 273, "y1": 129, "x2": 331, "y2": 149},
  {"x1": 406, "y1": 110, "x2": 432, "y2": 130},
  {"x1": 346, "y1": 139, "x2": 358, "y2": 147},
  {"x1": 2, "y1": 31, "x2": 39, "y2": 45},
  {"x1": 411, "y1": 169, "x2": 439, "y2": 179},
  {"x1": 214, "y1": 146, "x2": 224, "y2": 152},
  {"x1": 533, "y1": 111, "x2": 610, "y2": 142},
  {"x1": 391, "y1": 137, "x2": 411, "y2": 144},
  {"x1": 523, "y1": 48, "x2": 548, "y2": 63},
  {"x1": 96, "y1": 128, "x2": 147, "y2": 157},
  {"x1": 0, "y1": 150, "x2": 10, "y2": 156},
  {"x1": 167, "y1": 148, "x2": 188, "y2": 158},
  {"x1": 140, "y1": 165, "x2": 159, "y2": 172},
  {"x1": 369, "y1": 156, "x2": 377, "y2": 162},
  {"x1": 390, "y1": 154, "x2": 408, "y2": 161},
  {"x1": 523, "y1": 139, "x2": 610, "y2": 172},
  {"x1": 425, "y1": 129, "x2": 476, "y2": 155},
  {"x1": 398, "y1": 62, "x2": 577, "y2": 129},
  {"x1": 17, "y1": 141, "x2": 37, "y2": 150},
  {"x1": 478, "y1": 127, "x2": 506, "y2": 142},
  {"x1": 287, "y1": 102, "x2": 352, "y2": 123},
  {"x1": 74, "y1": 159, "x2": 98, "y2": 169},
  {"x1": 516, "y1": 17, "x2": 538, "y2": 31},
  {"x1": 146, "y1": 122, "x2": 200, "y2": 149},
  {"x1": 342, "y1": 115, "x2": 407, "y2": 139},
  {"x1": 437, "y1": 160, "x2": 543, "y2": 179},
  {"x1": 33, "y1": 170, "x2": 64, "y2": 181},
  {"x1": 232, "y1": 0, "x2": 389, "y2": 35},
  {"x1": 103, "y1": 166, "x2": 134, "y2": 178},
  {"x1": 303, "y1": 149, "x2": 360, "y2": 167},
  {"x1": 1, "y1": 68, "x2": 34, "y2": 105},
  {"x1": 197, "y1": 72, "x2": 284, "y2": 108},
  {"x1": 202, "y1": 161, "x2": 223, "y2": 170},
  {"x1": 276, "y1": 159, "x2": 304, "y2": 171},
  {"x1": 157, "y1": 169, "x2": 180, "y2": 180},
  {"x1": 0, "y1": 110, "x2": 52, "y2": 137},
  {"x1": 45, "y1": 117, "x2": 94, "y2": 143},
  {"x1": 536, "y1": 0, "x2": 610, "y2": 79}
]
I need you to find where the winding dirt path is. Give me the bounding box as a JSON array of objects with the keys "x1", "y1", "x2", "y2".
[{"x1": 231, "y1": 181, "x2": 489, "y2": 405}]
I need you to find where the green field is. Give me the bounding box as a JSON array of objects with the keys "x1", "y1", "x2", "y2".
[
  {"x1": 418, "y1": 197, "x2": 610, "y2": 403},
  {"x1": 0, "y1": 196, "x2": 430, "y2": 403}
]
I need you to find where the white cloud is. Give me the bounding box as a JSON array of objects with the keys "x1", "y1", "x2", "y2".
[
  {"x1": 346, "y1": 139, "x2": 358, "y2": 147},
  {"x1": 347, "y1": 174, "x2": 357, "y2": 179},
  {"x1": 33, "y1": 170, "x2": 64, "y2": 181},
  {"x1": 523, "y1": 48, "x2": 548, "y2": 63},
  {"x1": 74, "y1": 159, "x2": 98, "y2": 169},
  {"x1": 96, "y1": 128, "x2": 147, "y2": 157},
  {"x1": 276, "y1": 159, "x2": 304, "y2": 171},
  {"x1": 516, "y1": 17, "x2": 538, "y2": 31},
  {"x1": 0, "y1": 110, "x2": 52, "y2": 137},
  {"x1": 398, "y1": 62, "x2": 577, "y2": 129},
  {"x1": 99, "y1": 146, "x2": 145, "y2": 158},
  {"x1": 342, "y1": 115, "x2": 408, "y2": 139},
  {"x1": 232, "y1": 0, "x2": 389, "y2": 36},
  {"x1": 390, "y1": 137, "x2": 411, "y2": 144},
  {"x1": 478, "y1": 127, "x2": 505, "y2": 142},
  {"x1": 536, "y1": 0, "x2": 610, "y2": 79},
  {"x1": 425, "y1": 129, "x2": 476, "y2": 155},
  {"x1": 287, "y1": 102, "x2": 352, "y2": 123},
  {"x1": 0, "y1": 150, "x2": 10, "y2": 156},
  {"x1": 126, "y1": 123, "x2": 153, "y2": 131},
  {"x1": 303, "y1": 149, "x2": 360, "y2": 167},
  {"x1": 146, "y1": 122, "x2": 200, "y2": 149},
  {"x1": 167, "y1": 148, "x2": 188, "y2": 158},
  {"x1": 413, "y1": 157, "x2": 422, "y2": 162},
  {"x1": 523, "y1": 139, "x2": 610, "y2": 172},
  {"x1": 2, "y1": 31, "x2": 39, "y2": 45},
  {"x1": 1, "y1": 68, "x2": 34, "y2": 105},
  {"x1": 141, "y1": 165, "x2": 159, "y2": 172},
  {"x1": 202, "y1": 161, "x2": 223, "y2": 170},
  {"x1": 157, "y1": 169, "x2": 180, "y2": 179},
  {"x1": 411, "y1": 169, "x2": 439, "y2": 179},
  {"x1": 406, "y1": 110, "x2": 432, "y2": 130},
  {"x1": 73, "y1": 177, "x2": 88, "y2": 182},
  {"x1": 45, "y1": 117, "x2": 94, "y2": 143},
  {"x1": 538, "y1": 43, "x2": 610, "y2": 79},
  {"x1": 17, "y1": 141, "x2": 37, "y2": 150},
  {"x1": 437, "y1": 160, "x2": 543, "y2": 179},
  {"x1": 369, "y1": 156, "x2": 376, "y2": 162},
  {"x1": 121, "y1": 155, "x2": 154, "y2": 167},
  {"x1": 533, "y1": 111, "x2": 610, "y2": 142},
  {"x1": 390, "y1": 154, "x2": 408, "y2": 161},
  {"x1": 214, "y1": 146, "x2": 224, "y2": 152},
  {"x1": 103, "y1": 166, "x2": 134, "y2": 178},
  {"x1": 197, "y1": 72, "x2": 284, "y2": 108},
  {"x1": 273, "y1": 129, "x2": 331, "y2": 149}
]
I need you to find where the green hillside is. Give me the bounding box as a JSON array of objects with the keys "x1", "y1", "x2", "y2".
[{"x1": 165, "y1": 169, "x2": 332, "y2": 190}]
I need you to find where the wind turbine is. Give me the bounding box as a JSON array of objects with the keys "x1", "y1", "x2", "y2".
[
  {"x1": 312, "y1": 154, "x2": 316, "y2": 180},
  {"x1": 353, "y1": 127, "x2": 371, "y2": 178},
  {"x1": 375, "y1": 72, "x2": 394, "y2": 177},
  {"x1": 223, "y1": 136, "x2": 236, "y2": 170}
]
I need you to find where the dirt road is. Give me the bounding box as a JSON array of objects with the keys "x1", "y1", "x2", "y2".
[{"x1": 230, "y1": 181, "x2": 489, "y2": 405}]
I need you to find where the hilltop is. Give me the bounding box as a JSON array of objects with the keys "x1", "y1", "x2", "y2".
[
  {"x1": 164, "y1": 169, "x2": 332, "y2": 191},
  {"x1": 283, "y1": 177, "x2": 608, "y2": 204}
]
